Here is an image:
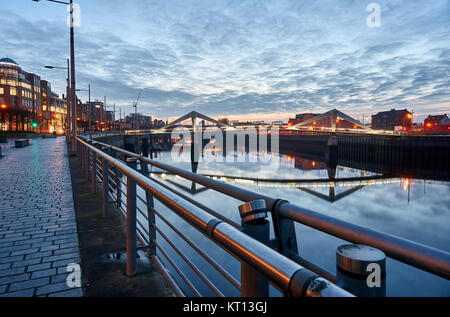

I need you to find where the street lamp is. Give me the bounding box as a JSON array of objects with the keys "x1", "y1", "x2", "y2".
[
  {"x1": 33, "y1": 0, "x2": 76, "y2": 150},
  {"x1": 44, "y1": 59, "x2": 70, "y2": 140}
]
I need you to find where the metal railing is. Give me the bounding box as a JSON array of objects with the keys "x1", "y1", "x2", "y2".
[
  {"x1": 75, "y1": 136, "x2": 352, "y2": 297},
  {"x1": 74, "y1": 136, "x2": 450, "y2": 297}
]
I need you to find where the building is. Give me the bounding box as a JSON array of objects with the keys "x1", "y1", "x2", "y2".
[
  {"x1": 41, "y1": 80, "x2": 67, "y2": 133},
  {"x1": 371, "y1": 109, "x2": 412, "y2": 131},
  {"x1": 0, "y1": 58, "x2": 41, "y2": 132},
  {"x1": 288, "y1": 113, "x2": 319, "y2": 126},
  {"x1": 0, "y1": 57, "x2": 66, "y2": 133},
  {"x1": 126, "y1": 113, "x2": 153, "y2": 130},
  {"x1": 77, "y1": 100, "x2": 107, "y2": 131},
  {"x1": 424, "y1": 114, "x2": 450, "y2": 133}
]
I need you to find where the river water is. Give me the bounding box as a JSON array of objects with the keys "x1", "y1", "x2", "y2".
[{"x1": 130, "y1": 149, "x2": 450, "y2": 297}]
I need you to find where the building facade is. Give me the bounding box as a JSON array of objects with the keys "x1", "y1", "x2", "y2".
[
  {"x1": 0, "y1": 58, "x2": 66, "y2": 133},
  {"x1": 371, "y1": 109, "x2": 412, "y2": 131},
  {"x1": 424, "y1": 114, "x2": 450, "y2": 133}
]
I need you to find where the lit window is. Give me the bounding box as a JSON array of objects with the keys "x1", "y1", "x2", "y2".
[
  {"x1": 0, "y1": 87, "x2": 3, "y2": 94},
  {"x1": 10, "y1": 87, "x2": 17, "y2": 96}
]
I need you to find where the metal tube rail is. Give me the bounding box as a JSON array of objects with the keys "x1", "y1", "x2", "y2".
[
  {"x1": 151, "y1": 255, "x2": 186, "y2": 297},
  {"x1": 90, "y1": 140, "x2": 450, "y2": 279},
  {"x1": 153, "y1": 207, "x2": 241, "y2": 291},
  {"x1": 77, "y1": 137, "x2": 352, "y2": 297},
  {"x1": 149, "y1": 220, "x2": 225, "y2": 297},
  {"x1": 148, "y1": 175, "x2": 240, "y2": 229},
  {"x1": 154, "y1": 239, "x2": 202, "y2": 297}
]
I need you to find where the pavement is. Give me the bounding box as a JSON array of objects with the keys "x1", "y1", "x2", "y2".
[
  {"x1": 0, "y1": 137, "x2": 83, "y2": 297},
  {"x1": 67, "y1": 141, "x2": 174, "y2": 297}
]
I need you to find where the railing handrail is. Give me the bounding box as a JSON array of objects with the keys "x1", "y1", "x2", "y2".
[
  {"x1": 76, "y1": 136, "x2": 352, "y2": 297},
  {"x1": 87, "y1": 137, "x2": 450, "y2": 280}
]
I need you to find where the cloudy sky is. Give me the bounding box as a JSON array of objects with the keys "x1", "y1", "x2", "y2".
[{"x1": 1, "y1": 0, "x2": 449, "y2": 123}]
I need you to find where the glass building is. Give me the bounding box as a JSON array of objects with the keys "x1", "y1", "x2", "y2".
[{"x1": 0, "y1": 58, "x2": 66, "y2": 133}]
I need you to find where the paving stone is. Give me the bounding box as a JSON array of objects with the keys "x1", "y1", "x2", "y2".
[
  {"x1": 48, "y1": 288, "x2": 83, "y2": 297},
  {"x1": 31, "y1": 268, "x2": 57, "y2": 279},
  {"x1": 0, "y1": 273, "x2": 31, "y2": 286},
  {"x1": 0, "y1": 138, "x2": 82, "y2": 297},
  {"x1": 27, "y1": 262, "x2": 52, "y2": 272},
  {"x1": 0, "y1": 288, "x2": 35, "y2": 297},
  {"x1": 0, "y1": 267, "x2": 26, "y2": 278},
  {"x1": 36, "y1": 281, "x2": 73, "y2": 296},
  {"x1": 8, "y1": 277, "x2": 50, "y2": 292},
  {"x1": 11, "y1": 258, "x2": 42, "y2": 268}
]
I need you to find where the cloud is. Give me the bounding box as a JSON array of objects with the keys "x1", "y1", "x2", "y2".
[{"x1": 0, "y1": 0, "x2": 448, "y2": 121}]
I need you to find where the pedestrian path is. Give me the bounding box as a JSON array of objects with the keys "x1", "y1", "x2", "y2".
[{"x1": 0, "y1": 137, "x2": 83, "y2": 297}]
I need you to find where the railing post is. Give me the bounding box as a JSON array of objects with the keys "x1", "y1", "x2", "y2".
[
  {"x1": 91, "y1": 150, "x2": 97, "y2": 193},
  {"x1": 85, "y1": 140, "x2": 92, "y2": 180},
  {"x1": 80, "y1": 142, "x2": 84, "y2": 170},
  {"x1": 101, "y1": 146, "x2": 110, "y2": 218},
  {"x1": 271, "y1": 199, "x2": 298, "y2": 257},
  {"x1": 110, "y1": 150, "x2": 122, "y2": 210},
  {"x1": 238, "y1": 199, "x2": 270, "y2": 297},
  {"x1": 137, "y1": 152, "x2": 156, "y2": 257},
  {"x1": 126, "y1": 157, "x2": 137, "y2": 277},
  {"x1": 336, "y1": 244, "x2": 386, "y2": 297}
]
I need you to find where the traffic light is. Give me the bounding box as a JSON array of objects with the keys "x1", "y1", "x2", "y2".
[{"x1": 32, "y1": 122, "x2": 38, "y2": 128}]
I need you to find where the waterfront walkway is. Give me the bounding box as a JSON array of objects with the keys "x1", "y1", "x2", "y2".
[{"x1": 0, "y1": 137, "x2": 83, "y2": 297}]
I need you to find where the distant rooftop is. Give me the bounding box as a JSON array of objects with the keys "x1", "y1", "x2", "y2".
[{"x1": 0, "y1": 57, "x2": 19, "y2": 65}]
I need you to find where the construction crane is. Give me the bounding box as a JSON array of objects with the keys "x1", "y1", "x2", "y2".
[{"x1": 132, "y1": 89, "x2": 142, "y2": 130}]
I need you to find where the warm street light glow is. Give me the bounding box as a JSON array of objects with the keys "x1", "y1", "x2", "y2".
[
  {"x1": 407, "y1": 114, "x2": 413, "y2": 119},
  {"x1": 0, "y1": 104, "x2": 7, "y2": 109}
]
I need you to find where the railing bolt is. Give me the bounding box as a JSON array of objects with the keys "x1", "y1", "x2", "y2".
[
  {"x1": 336, "y1": 244, "x2": 386, "y2": 297},
  {"x1": 238, "y1": 199, "x2": 270, "y2": 297}
]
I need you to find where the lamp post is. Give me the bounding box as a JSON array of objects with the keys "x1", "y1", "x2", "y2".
[
  {"x1": 44, "y1": 59, "x2": 70, "y2": 140},
  {"x1": 33, "y1": 0, "x2": 76, "y2": 150}
]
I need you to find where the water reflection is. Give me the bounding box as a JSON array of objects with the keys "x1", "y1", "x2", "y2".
[{"x1": 142, "y1": 148, "x2": 449, "y2": 296}]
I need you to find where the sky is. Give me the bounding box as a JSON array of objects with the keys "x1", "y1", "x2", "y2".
[{"x1": 0, "y1": 0, "x2": 449, "y2": 123}]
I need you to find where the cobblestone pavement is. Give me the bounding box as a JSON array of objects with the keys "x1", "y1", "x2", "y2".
[{"x1": 0, "y1": 137, "x2": 83, "y2": 297}]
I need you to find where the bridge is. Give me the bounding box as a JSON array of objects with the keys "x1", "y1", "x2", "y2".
[{"x1": 122, "y1": 109, "x2": 395, "y2": 136}]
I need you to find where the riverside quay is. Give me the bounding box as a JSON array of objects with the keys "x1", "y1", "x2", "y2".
[{"x1": 0, "y1": 0, "x2": 449, "y2": 308}]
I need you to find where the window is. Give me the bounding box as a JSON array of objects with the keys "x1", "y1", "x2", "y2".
[
  {"x1": 10, "y1": 87, "x2": 17, "y2": 96},
  {"x1": 0, "y1": 87, "x2": 3, "y2": 94}
]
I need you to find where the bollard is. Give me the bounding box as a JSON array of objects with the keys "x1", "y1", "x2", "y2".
[
  {"x1": 101, "y1": 149, "x2": 109, "y2": 218},
  {"x1": 126, "y1": 157, "x2": 137, "y2": 277},
  {"x1": 238, "y1": 199, "x2": 270, "y2": 297},
  {"x1": 91, "y1": 151, "x2": 97, "y2": 193},
  {"x1": 336, "y1": 244, "x2": 386, "y2": 297}
]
